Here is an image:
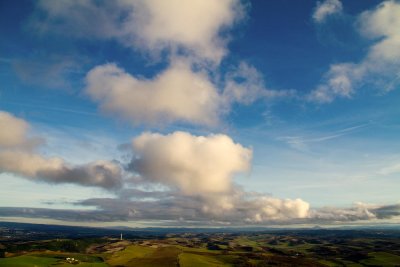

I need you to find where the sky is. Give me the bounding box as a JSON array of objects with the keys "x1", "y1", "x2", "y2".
[{"x1": 0, "y1": 0, "x2": 400, "y2": 227}]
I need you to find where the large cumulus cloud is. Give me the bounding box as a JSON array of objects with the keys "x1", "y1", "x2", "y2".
[
  {"x1": 125, "y1": 131, "x2": 311, "y2": 222},
  {"x1": 129, "y1": 131, "x2": 252, "y2": 195},
  {"x1": 31, "y1": 0, "x2": 244, "y2": 63},
  {"x1": 86, "y1": 60, "x2": 221, "y2": 126},
  {"x1": 1, "y1": 119, "x2": 398, "y2": 225},
  {"x1": 120, "y1": 0, "x2": 244, "y2": 63},
  {"x1": 0, "y1": 113, "x2": 311, "y2": 223},
  {"x1": 0, "y1": 111, "x2": 123, "y2": 189},
  {"x1": 85, "y1": 59, "x2": 290, "y2": 126}
]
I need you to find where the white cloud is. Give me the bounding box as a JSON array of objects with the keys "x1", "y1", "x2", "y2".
[
  {"x1": 0, "y1": 151, "x2": 122, "y2": 189},
  {"x1": 126, "y1": 131, "x2": 311, "y2": 222},
  {"x1": 32, "y1": 0, "x2": 244, "y2": 63},
  {"x1": 33, "y1": 0, "x2": 290, "y2": 126},
  {"x1": 312, "y1": 0, "x2": 343, "y2": 23},
  {"x1": 308, "y1": 63, "x2": 362, "y2": 102},
  {"x1": 0, "y1": 111, "x2": 123, "y2": 189},
  {"x1": 359, "y1": 0, "x2": 400, "y2": 62},
  {"x1": 86, "y1": 60, "x2": 294, "y2": 127},
  {"x1": 311, "y1": 202, "x2": 379, "y2": 221},
  {"x1": 130, "y1": 131, "x2": 252, "y2": 195},
  {"x1": 122, "y1": 0, "x2": 244, "y2": 63},
  {"x1": 0, "y1": 111, "x2": 29, "y2": 148},
  {"x1": 223, "y1": 62, "x2": 295, "y2": 105},
  {"x1": 244, "y1": 197, "x2": 310, "y2": 222},
  {"x1": 378, "y1": 163, "x2": 400, "y2": 176},
  {"x1": 3, "y1": 199, "x2": 400, "y2": 225},
  {"x1": 86, "y1": 60, "x2": 221, "y2": 126},
  {"x1": 309, "y1": 1, "x2": 400, "y2": 103}
]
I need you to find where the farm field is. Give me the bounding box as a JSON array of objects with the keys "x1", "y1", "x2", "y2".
[
  {"x1": 0, "y1": 254, "x2": 108, "y2": 267},
  {"x1": 1, "y1": 225, "x2": 400, "y2": 266}
]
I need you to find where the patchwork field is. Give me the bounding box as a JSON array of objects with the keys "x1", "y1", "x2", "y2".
[
  {"x1": 0, "y1": 253, "x2": 108, "y2": 267},
  {"x1": 1, "y1": 229, "x2": 400, "y2": 266}
]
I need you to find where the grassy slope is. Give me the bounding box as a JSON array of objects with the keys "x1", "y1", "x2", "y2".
[
  {"x1": 106, "y1": 243, "x2": 239, "y2": 267},
  {"x1": 0, "y1": 255, "x2": 58, "y2": 267},
  {"x1": 360, "y1": 252, "x2": 400, "y2": 266},
  {"x1": 5, "y1": 237, "x2": 399, "y2": 267},
  {"x1": 0, "y1": 252, "x2": 108, "y2": 267},
  {"x1": 107, "y1": 245, "x2": 182, "y2": 267},
  {"x1": 175, "y1": 245, "x2": 220, "y2": 254},
  {"x1": 179, "y1": 253, "x2": 231, "y2": 267},
  {"x1": 234, "y1": 237, "x2": 260, "y2": 247},
  {"x1": 106, "y1": 245, "x2": 154, "y2": 266},
  {"x1": 126, "y1": 246, "x2": 181, "y2": 267}
]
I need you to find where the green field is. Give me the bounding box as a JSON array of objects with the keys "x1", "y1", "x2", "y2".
[
  {"x1": 0, "y1": 244, "x2": 235, "y2": 267},
  {"x1": 106, "y1": 244, "x2": 154, "y2": 266},
  {"x1": 106, "y1": 245, "x2": 182, "y2": 267},
  {"x1": 360, "y1": 252, "x2": 400, "y2": 266},
  {"x1": 0, "y1": 253, "x2": 108, "y2": 267},
  {"x1": 234, "y1": 236, "x2": 260, "y2": 247},
  {"x1": 175, "y1": 245, "x2": 220, "y2": 254},
  {"x1": 2, "y1": 231, "x2": 400, "y2": 267},
  {"x1": 106, "y1": 243, "x2": 241, "y2": 267},
  {"x1": 0, "y1": 255, "x2": 58, "y2": 267},
  {"x1": 179, "y1": 252, "x2": 231, "y2": 267}
]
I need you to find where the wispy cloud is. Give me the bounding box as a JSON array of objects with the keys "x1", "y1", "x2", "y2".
[
  {"x1": 309, "y1": 1, "x2": 400, "y2": 103},
  {"x1": 312, "y1": 0, "x2": 343, "y2": 23},
  {"x1": 378, "y1": 163, "x2": 400, "y2": 176},
  {"x1": 279, "y1": 123, "x2": 369, "y2": 151},
  {"x1": 2, "y1": 100, "x2": 98, "y2": 117}
]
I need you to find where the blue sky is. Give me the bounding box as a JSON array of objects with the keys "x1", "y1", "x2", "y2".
[{"x1": 0, "y1": 0, "x2": 400, "y2": 226}]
